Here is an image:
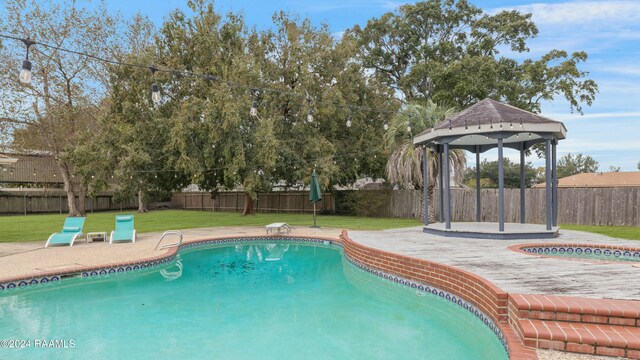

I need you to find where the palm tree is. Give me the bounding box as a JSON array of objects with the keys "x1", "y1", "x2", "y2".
[{"x1": 385, "y1": 100, "x2": 466, "y2": 222}]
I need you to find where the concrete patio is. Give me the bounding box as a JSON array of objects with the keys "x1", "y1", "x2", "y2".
[{"x1": 349, "y1": 227, "x2": 640, "y2": 300}]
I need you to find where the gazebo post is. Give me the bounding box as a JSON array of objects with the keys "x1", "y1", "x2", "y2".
[
  {"x1": 519, "y1": 142, "x2": 526, "y2": 224},
  {"x1": 422, "y1": 146, "x2": 428, "y2": 226},
  {"x1": 498, "y1": 138, "x2": 505, "y2": 232},
  {"x1": 438, "y1": 146, "x2": 444, "y2": 223},
  {"x1": 545, "y1": 139, "x2": 552, "y2": 230},
  {"x1": 444, "y1": 142, "x2": 451, "y2": 230},
  {"x1": 475, "y1": 145, "x2": 481, "y2": 222},
  {"x1": 552, "y1": 139, "x2": 558, "y2": 226}
]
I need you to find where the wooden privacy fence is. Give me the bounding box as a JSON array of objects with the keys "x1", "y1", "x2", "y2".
[
  {"x1": 0, "y1": 192, "x2": 138, "y2": 215},
  {"x1": 171, "y1": 191, "x2": 335, "y2": 214},
  {"x1": 169, "y1": 187, "x2": 639, "y2": 226},
  {"x1": 432, "y1": 187, "x2": 640, "y2": 227}
]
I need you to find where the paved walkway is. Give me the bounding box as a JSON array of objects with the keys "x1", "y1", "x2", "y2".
[
  {"x1": 348, "y1": 227, "x2": 640, "y2": 300},
  {"x1": 0, "y1": 226, "x2": 341, "y2": 281}
]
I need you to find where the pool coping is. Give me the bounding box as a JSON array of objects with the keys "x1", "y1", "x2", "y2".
[{"x1": 508, "y1": 243, "x2": 640, "y2": 265}]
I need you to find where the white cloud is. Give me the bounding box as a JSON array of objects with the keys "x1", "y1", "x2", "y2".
[
  {"x1": 543, "y1": 111, "x2": 640, "y2": 121},
  {"x1": 495, "y1": 1, "x2": 640, "y2": 26},
  {"x1": 593, "y1": 65, "x2": 640, "y2": 77}
]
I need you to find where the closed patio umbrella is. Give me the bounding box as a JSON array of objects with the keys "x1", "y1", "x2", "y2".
[{"x1": 309, "y1": 169, "x2": 322, "y2": 228}]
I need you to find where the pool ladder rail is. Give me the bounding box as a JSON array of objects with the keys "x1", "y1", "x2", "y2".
[{"x1": 155, "y1": 230, "x2": 183, "y2": 250}]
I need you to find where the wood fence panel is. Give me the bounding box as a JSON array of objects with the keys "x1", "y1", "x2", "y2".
[
  {"x1": 0, "y1": 193, "x2": 137, "y2": 214},
  {"x1": 170, "y1": 187, "x2": 640, "y2": 226}
]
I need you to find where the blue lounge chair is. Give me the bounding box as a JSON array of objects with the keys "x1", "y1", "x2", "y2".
[
  {"x1": 45, "y1": 217, "x2": 86, "y2": 247},
  {"x1": 110, "y1": 215, "x2": 136, "y2": 244}
]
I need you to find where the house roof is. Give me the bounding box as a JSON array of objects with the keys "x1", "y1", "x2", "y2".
[
  {"x1": 0, "y1": 154, "x2": 18, "y2": 164},
  {"x1": 535, "y1": 172, "x2": 640, "y2": 188},
  {"x1": 413, "y1": 98, "x2": 567, "y2": 152}
]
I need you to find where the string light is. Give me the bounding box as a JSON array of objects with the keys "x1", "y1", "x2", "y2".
[
  {"x1": 250, "y1": 88, "x2": 258, "y2": 117},
  {"x1": 1, "y1": 34, "x2": 398, "y2": 130},
  {"x1": 150, "y1": 66, "x2": 160, "y2": 104},
  {"x1": 19, "y1": 38, "x2": 35, "y2": 84},
  {"x1": 383, "y1": 119, "x2": 389, "y2": 131},
  {"x1": 306, "y1": 97, "x2": 314, "y2": 123},
  {"x1": 346, "y1": 114, "x2": 352, "y2": 128}
]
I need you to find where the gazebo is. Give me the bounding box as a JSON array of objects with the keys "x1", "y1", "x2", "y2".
[{"x1": 413, "y1": 98, "x2": 565, "y2": 239}]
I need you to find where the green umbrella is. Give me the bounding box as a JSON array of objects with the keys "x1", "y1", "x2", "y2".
[{"x1": 309, "y1": 169, "x2": 322, "y2": 228}]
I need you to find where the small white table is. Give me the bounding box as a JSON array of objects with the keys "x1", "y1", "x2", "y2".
[
  {"x1": 86, "y1": 232, "x2": 107, "y2": 243},
  {"x1": 265, "y1": 223, "x2": 291, "y2": 235}
]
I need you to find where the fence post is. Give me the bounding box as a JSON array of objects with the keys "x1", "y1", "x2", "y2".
[
  {"x1": 59, "y1": 195, "x2": 62, "y2": 214},
  {"x1": 201, "y1": 192, "x2": 204, "y2": 211},
  {"x1": 277, "y1": 192, "x2": 281, "y2": 213}
]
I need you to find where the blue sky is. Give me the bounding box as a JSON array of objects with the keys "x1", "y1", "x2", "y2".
[{"x1": 95, "y1": 0, "x2": 640, "y2": 171}]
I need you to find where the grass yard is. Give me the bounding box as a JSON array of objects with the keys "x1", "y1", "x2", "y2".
[
  {"x1": 0, "y1": 210, "x2": 421, "y2": 243},
  {"x1": 560, "y1": 224, "x2": 640, "y2": 241}
]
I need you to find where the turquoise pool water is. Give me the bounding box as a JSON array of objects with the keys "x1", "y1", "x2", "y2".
[
  {"x1": 0, "y1": 241, "x2": 507, "y2": 359},
  {"x1": 523, "y1": 246, "x2": 640, "y2": 263}
]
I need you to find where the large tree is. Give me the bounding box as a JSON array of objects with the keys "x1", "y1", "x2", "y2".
[
  {"x1": 349, "y1": 0, "x2": 597, "y2": 113},
  {"x1": 154, "y1": 1, "x2": 396, "y2": 215},
  {"x1": 556, "y1": 153, "x2": 599, "y2": 178},
  {"x1": 0, "y1": 0, "x2": 119, "y2": 215}
]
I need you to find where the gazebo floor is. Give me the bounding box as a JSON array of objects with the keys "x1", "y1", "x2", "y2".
[{"x1": 423, "y1": 222, "x2": 559, "y2": 240}]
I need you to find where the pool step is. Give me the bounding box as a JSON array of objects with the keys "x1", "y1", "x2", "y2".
[
  {"x1": 515, "y1": 319, "x2": 640, "y2": 358},
  {"x1": 510, "y1": 294, "x2": 640, "y2": 327},
  {"x1": 509, "y1": 294, "x2": 640, "y2": 358}
]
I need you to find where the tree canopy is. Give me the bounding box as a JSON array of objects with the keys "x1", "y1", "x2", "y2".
[
  {"x1": 349, "y1": 0, "x2": 597, "y2": 113},
  {"x1": 556, "y1": 153, "x2": 599, "y2": 178},
  {"x1": 465, "y1": 158, "x2": 538, "y2": 188}
]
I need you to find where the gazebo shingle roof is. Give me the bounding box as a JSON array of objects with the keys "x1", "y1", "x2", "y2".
[
  {"x1": 413, "y1": 98, "x2": 566, "y2": 150},
  {"x1": 433, "y1": 98, "x2": 560, "y2": 131}
]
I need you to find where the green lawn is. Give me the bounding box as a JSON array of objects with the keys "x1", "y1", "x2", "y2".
[
  {"x1": 560, "y1": 224, "x2": 640, "y2": 241},
  {"x1": 0, "y1": 210, "x2": 421, "y2": 243},
  {"x1": 3, "y1": 210, "x2": 638, "y2": 243}
]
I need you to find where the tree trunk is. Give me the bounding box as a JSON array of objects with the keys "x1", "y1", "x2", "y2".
[
  {"x1": 77, "y1": 185, "x2": 87, "y2": 216},
  {"x1": 419, "y1": 185, "x2": 437, "y2": 223},
  {"x1": 137, "y1": 190, "x2": 147, "y2": 213},
  {"x1": 57, "y1": 162, "x2": 81, "y2": 217},
  {"x1": 242, "y1": 192, "x2": 254, "y2": 216}
]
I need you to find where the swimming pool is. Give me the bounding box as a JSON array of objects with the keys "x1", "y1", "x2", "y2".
[
  {"x1": 0, "y1": 239, "x2": 507, "y2": 359},
  {"x1": 513, "y1": 243, "x2": 640, "y2": 264}
]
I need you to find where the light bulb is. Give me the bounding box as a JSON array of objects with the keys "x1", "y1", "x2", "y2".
[
  {"x1": 151, "y1": 82, "x2": 160, "y2": 103},
  {"x1": 346, "y1": 115, "x2": 352, "y2": 127},
  {"x1": 383, "y1": 120, "x2": 389, "y2": 130},
  {"x1": 407, "y1": 125, "x2": 412, "y2": 133},
  {"x1": 307, "y1": 108, "x2": 314, "y2": 123},
  {"x1": 19, "y1": 60, "x2": 32, "y2": 84},
  {"x1": 250, "y1": 100, "x2": 258, "y2": 117}
]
